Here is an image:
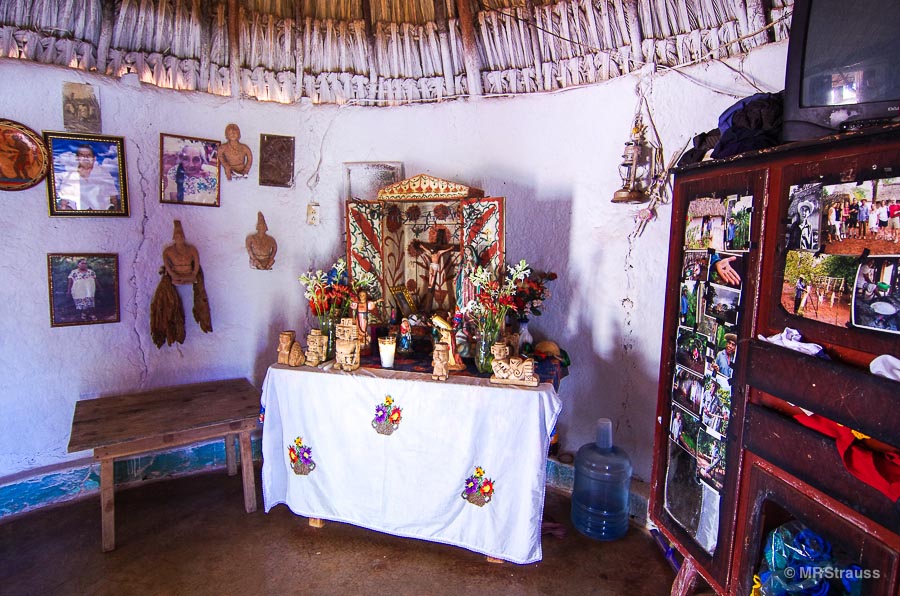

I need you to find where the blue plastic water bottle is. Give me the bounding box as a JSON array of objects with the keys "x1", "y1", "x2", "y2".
[{"x1": 571, "y1": 418, "x2": 632, "y2": 540}]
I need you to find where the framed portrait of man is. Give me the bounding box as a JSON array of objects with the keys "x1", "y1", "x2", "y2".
[
  {"x1": 43, "y1": 131, "x2": 128, "y2": 216},
  {"x1": 47, "y1": 253, "x2": 120, "y2": 327},
  {"x1": 159, "y1": 133, "x2": 220, "y2": 207}
]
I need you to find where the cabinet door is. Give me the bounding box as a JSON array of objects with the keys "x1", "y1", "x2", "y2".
[
  {"x1": 757, "y1": 140, "x2": 900, "y2": 363},
  {"x1": 731, "y1": 452, "x2": 900, "y2": 596},
  {"x1": 650, "y1": 165, "x2": 768, "y2": 591}
]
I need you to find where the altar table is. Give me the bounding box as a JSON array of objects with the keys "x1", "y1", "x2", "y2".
[{"x1": 260, "y1": 364, "x2": 562, "y2": 564}]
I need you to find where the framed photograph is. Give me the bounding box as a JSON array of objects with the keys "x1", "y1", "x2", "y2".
[
  {"x1": 47, "y1": 253, "x2": 119, "y2": 327},
  {"x1": 159, "y1": 133, "x2": 220, "y2": 206},
  {"x1": 259, "y1": 133, "x2": 295, "y2": 187},
  {"x1": 344, "y1": 161, "x2": 403, "y2": 202},
  {"x1": 0, "y1": 119, "x2": 49, "y2": 191},
  {"x1": 389, "y1": 285, "x2": 418, "y2": 317},
  {"x1": 44, "y1": 131, "x2": 127, "y2": 215}
]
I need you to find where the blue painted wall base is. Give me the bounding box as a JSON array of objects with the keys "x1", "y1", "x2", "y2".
[{"x1": 0, "y1": 436, "x2": 262, "y2": 519}]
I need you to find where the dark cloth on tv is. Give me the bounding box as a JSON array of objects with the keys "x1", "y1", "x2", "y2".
[{"x1": 711, "y1": 92, "x2": 783, "y2": 159}]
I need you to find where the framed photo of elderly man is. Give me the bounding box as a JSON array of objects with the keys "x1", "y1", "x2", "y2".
[
  {"x1": 43, "y1": 131, "x2": 128, "y2": 216},
  {"x1": 159, "y1": 133, "x2": 220, "y2": 207},
  {"x1": 47, "y1": 253, "x2": 119, "y2": 327}
]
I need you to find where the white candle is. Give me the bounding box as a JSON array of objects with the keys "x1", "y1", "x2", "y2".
[{"x1": 378, "y1": 336, "x2": 397, "y2": 368}]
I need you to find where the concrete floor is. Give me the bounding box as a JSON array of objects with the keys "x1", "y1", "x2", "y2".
[{"x1": 0, "y1": 468, "x2": 676, "y2": 596}]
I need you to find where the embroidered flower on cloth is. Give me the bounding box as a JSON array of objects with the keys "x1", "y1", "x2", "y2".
[
  {"x1": 373, "y1": 395, "x2": 402, "y2": 435},
  {"x1": 461, "y1": 465, "x2": 494, "y2": 507},
  {"x1": 287, "y1": 437, "x2": 316, "y2": 475}
]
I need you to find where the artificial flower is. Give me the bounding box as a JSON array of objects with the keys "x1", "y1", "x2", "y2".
[
  {"x1": 461, "y1": 259, "x2": 531, "y2": 338},
  {"x1": 299, "y1": 257, "x2": 376, "y2": 328}
]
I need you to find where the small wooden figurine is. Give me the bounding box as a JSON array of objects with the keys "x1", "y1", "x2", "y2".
[
  {"x1": 288, "y1": 342, "x2": 306, "y2": 367},
  {"x1": 162, "y1": 220, "x2": 201, "y2": 285},
  {"x1": 334, "y1": 317, "x2": 361, "y2": 371},
  {"x1": 489, "y1": 341, "x2": 539, "y2": 387},
  {"x1": 305, "y1": 329, "x2": 327, "y2": 366},
  {"x1": 432, "y1": 342, "x2": 450, "y2": 381},
  {"x1": 277, "y1": 331, "x2": 295, "y2": 365},
  {"x1": 246, "y1": 211, "x2": 277, "y2": 270},
  {"x1": 219, "y1": 123, "x2": 253, "y2": 180}
]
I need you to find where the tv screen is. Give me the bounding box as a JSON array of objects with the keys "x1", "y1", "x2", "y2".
[{"x1": 782, "y1": 0, "x2": 900, "y2": 141}]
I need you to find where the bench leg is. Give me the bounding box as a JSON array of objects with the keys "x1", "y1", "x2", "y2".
[
  {"x1": 100, "y1": 458, "x2": 115, "y2": 552},
  {"x1": 225, "y1": 434, "x2": 237, "y2": 476},
  {"x1": 238, "y1": 431, "x2": 257, "y2": 513}
]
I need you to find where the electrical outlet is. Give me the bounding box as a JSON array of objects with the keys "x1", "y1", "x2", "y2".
[{"x1": 307, "y1": 203, "x2": 320, "y2": 226}]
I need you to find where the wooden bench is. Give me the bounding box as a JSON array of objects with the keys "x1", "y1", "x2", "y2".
[{"x1": 67, "y1": 378, "x2": 260, "y2": 552}]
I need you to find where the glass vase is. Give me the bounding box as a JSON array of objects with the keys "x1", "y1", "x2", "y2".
[
  {"x1": 320, "y1": 317, "x2": 336, "y2": 360},
  {"x1": 517, "y1": 317, "x2": 533, "y2": 352},
  {"x1": 474, "y1": 329, "x2": 499, "y2": 374}
]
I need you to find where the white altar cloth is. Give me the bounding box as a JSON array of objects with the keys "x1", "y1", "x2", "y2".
[{"x1": 260, "y1": 364, "x2": 562, "y2": 564}]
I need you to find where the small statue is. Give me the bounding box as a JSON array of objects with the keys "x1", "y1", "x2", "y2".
[
  {"x1": 162, "y1": 220, "x2": 201, "y2": 285},
  {"x1": 432, "y1": 314, "x2": 465, "y2": 371},
  {"x1": 334, "y1": 317, "x2": 361, "y2": 371},
  {"x1": 397, "y1": 317, "x2": 413, "y2": 353},
  {"x1": 288, "y1": 342, "x2": 306, "y2": 367},
  {"x1": 490, "y1": 341, "x2": 539, "y2": 387},
  {"x1": 432, "y1": 342, "x2": 450, "y2": 381},
  {"x1": 277, "y1": 330, "x2": 295, "y2": 365},
  {"x1": 246, "y1": 211, "x2": 277, "y2": 270},
  {"x1": 219, "y1": 123, "x2": 253, "y2": 180},
  {"x1": 350, "y1": 289, "x2": 378, "y2": 355},
  {"x1": 305, "y1": 329, "x2": 327, "y2": 366}
]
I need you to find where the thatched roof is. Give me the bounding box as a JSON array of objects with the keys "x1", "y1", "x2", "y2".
[{"x1": 0, "y1": 0, "x2": 791, "y2": 105}]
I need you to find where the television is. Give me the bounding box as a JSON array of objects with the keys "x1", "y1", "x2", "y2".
[{"x1": 781, "y1": 0, "x2": 900, "y2": 142}]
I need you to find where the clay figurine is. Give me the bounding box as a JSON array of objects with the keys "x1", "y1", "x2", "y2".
[
  {"x1": 219, "y1": 123, "x2": 252, "y2": 180},
  {"x1": 397, "y1": 317, "x2": 413, "y2": 353},
  {"x1": 432, "y1": 342, "x2": 450, "y2": 381},
  {"x1": 334, "y1": 317, "x2": 360, "y2": 371},
  {"x1": 432, "y1": 314, "x2": 465, "y2": 371},
  {"x1": 162, "y1": 220, "x2": 201, "y2": 285},
  {"x1": 350, "y1": 289, "x2": 378, "y2": 355},
  {"x1": 489, "y1": 341, "x2": 539, "y2": 387},
  {"x1": 305, "y1": 329, "x2": 327, "y2": 366},
  {"x1": 246, "y1": 211, "x2": 277, "y2": 270},
  {"x1": 288, "y1": 342, "x2": 306, "y2": 367},
  {"x1": 277, "y1": 330, "x2": 295, "y2": 365}
]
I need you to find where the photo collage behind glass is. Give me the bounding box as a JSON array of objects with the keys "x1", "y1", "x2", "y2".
[
  {"x1": 782, "y1": 177, "x2": 900, "y2": 334},
  {"x1": 665, "y1": 193, "x2": 752, "y2": 554}
]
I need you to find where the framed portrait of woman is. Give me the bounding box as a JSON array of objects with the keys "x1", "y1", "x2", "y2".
[
  {"x1": 47, "y1": 253, "x2": 120, "y2": 327},
  {"x1": 159, "y1": 133, "x2": 220, "y2": 207},
  {"x1": 0, "y1": 119, "x2": 49, "y2": 191},
  {"x1": 43, "y1": 131, "x2": 128, "y2": 216}
]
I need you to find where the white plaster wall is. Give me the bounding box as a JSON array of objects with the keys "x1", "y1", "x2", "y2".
[{"x1": 0, "y1": 42, "x2": 786, "y2": 483}]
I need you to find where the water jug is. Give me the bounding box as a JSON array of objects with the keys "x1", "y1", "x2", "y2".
[{"x1": 571, "y1": 418, "x2": 632, "y2": 540}]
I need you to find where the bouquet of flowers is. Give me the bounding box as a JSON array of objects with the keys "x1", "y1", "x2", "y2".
[
  {"x1": 298, "y1": 257, "x2": 376, "y2": 328},
  {"x1": 513, "y1": 269, "x2": 557, "y2": 318},
  {"x1": 461, "y1": 259, "x2": 531, "y2": 339}
]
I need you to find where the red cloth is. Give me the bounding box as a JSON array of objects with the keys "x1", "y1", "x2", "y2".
[{"x1": 793, "y1": 413, "x2": 900, "y2": 502}]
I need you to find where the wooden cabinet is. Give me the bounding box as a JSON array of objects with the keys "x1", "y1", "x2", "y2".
[{"x1": 650, "y1": 126, "x2": 900, "y2": 595}]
